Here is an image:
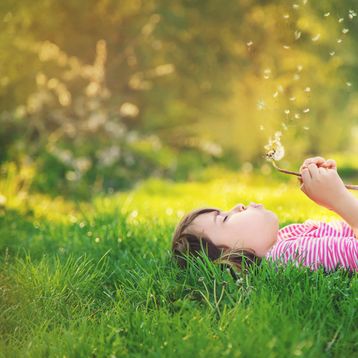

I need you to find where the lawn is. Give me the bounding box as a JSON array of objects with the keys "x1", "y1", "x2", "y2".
[{"x1": 0, "y1": 166, "x2": 357, "y2": 357}]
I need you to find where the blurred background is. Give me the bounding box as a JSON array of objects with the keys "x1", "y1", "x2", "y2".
[{"x1": 1, "y1": 0, "x2": 358, "y2": 199}]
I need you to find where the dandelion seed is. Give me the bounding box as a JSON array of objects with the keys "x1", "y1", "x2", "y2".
[
  {"x1": 312, "y1": 34, "x2": 321, "y2": 41},
  {"x1": 247, "y1": 41, "x2": 253, "y2": 46},
  {"x1": 324, "y1": 12, "x2": 330, "y2": 17},
  {"x1": 260, "y1": 125, "x2": 265, "y2": 131},
  {"x1": 263, "y1": 68, "x2": 271, "y2": 79},
  {"x1": 293, "y1": 4, "x2": 300, "y2": 9},
  {"x1": 297, "y1": 65, "x2": 303, "y2": 72},
  {"x1": 284, "y1": 109, "x2": 290, "y2": 114},
  {"x1": 198, "y1": 277, "x2": 205, "y2": 282},
  {"x1": 257, "y1": 99, "x2": 266, "y2": 111},
  {"x1": 348, "y1": 10, "x2": 357, "y2": 19},
  {"x1": 302, "y1": 0, "x2": 308, "y2": 5},
  {"x1": 283, "y1": 14, "x2": 290, "y2": 19},
  {"x1": 303, "y1": 108, "x2": 310, "y2": 113},
  {"x1": 294, "y1": 30, "x2": 302, "y2": 40},
  {"x1": 337, "y1": 38, "x2": 343, "y2": 43},
  {"x1": 293, "y1": 74, "x2": 300, "y2": 80},
  {"x1": 342, "y1": 28, "x2": 349, "y2": 34},
  {"x1": 278, "y1": 85, "x2": 284, "y2": 93},
  {"x1": 294, "y1": 113, "x2": 301, "y2": 119},
  {"x1": 95, "y1": 237, "x2": 101, "y2": 243},
  {"x1": 283, "y1": 45, "x2": 291, "y2": 49},
  {"x1": 329, "y1": 51, "x2": 336, "y2": 56},
  {"x1": 304, "y1": 87, "x2": 311, "y2": 92},
  {"x1": 303, "y1": 126, "x2": 310, "y2": 130},
  {"x1": 338, "y1": 18, "x2": 344, "y2": 23},
  {"x1": 273, "y1": 91, "x2": 279, "y2": 98},
  {"x1": 346, "y1": 82, "x2": 352, "y2": 87},
  {"x1": 282, "y1": 123, "x2": 288, "y2": 131},
  {"x1": 289, "y1": 96, "x2": 296, "y2": 101}
]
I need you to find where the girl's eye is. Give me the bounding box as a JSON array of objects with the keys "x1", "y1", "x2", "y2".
[{"x1": 223, "y1": 215, "x2": 229, "y2": 222}]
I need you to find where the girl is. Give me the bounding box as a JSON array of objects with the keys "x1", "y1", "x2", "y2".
[{"x1": 172, "y1": 157, "x2": 358, "y2": 273}]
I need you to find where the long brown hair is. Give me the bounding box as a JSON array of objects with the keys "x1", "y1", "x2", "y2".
[{"x1": 171, "y1": 207, "x2": 261, "y2": 275}]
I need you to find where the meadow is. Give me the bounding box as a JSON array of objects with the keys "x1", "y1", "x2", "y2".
[{"x1": 0, "y1": 164, "x2": 357, "y2": 357}]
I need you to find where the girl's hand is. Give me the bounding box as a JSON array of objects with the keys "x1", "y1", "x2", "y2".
[{"x1": 298, "y1": 157, "x2": 347, "y2": 211}]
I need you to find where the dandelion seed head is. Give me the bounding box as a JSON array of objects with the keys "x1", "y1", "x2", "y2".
[{"x1": 264, "y1": 131, "x2": 285, "y2": 161}]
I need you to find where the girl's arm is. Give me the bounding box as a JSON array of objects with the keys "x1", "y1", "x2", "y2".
[{"x1": 299, "y1": 157, "x2": 358, "y2": 238}]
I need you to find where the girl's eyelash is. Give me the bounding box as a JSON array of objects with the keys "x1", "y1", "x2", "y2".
[{"x1": 223, "y1": 215, "x2": 228, "y2": 222}]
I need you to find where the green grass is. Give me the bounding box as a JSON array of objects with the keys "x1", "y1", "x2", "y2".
[{"x1": 0, "y1": 165, "x2": 357, "y2": 357}]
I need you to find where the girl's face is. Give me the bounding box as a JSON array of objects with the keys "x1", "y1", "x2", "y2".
[{"x1": 187, "y1": 202, "x2": 279, "y2": 257}]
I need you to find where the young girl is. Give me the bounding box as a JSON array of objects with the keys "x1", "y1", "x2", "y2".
[{"x1": 172, "y1": 157, "x2": 358, "y2": 273}]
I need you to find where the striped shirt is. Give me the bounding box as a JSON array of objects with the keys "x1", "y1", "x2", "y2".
[{"x1": 265, "y1": 219, "x2": 358, "y2": 272}]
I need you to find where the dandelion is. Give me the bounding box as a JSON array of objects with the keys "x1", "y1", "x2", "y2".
[
  {"x1": 312, "y1": 34, "x2": 321, "y2": 41},
  {"x1": 304, "y1": 87, "x2": 311, "y2": 92},
  {"x1": 257, "y1": 99, "x2": 266, "y2": 111},
  {"x1": 329, "y1": 51, "x2": 336, "y2": 56},
  {"x1": 324, "y1": 12, "x2": 330, "y2": 17},
  {"x1": 294, "y1": 30, "x2": 302, "y2": 40},
  {"x1": 95, "y1": 237, "x2": 101, "y2": 243},
  {"x1": 303, "y1": 108, "x2": 310, "y2": 113},
  {"x1": 264, "y1": 131, "x2": 285, "y2": 162},
  {"x1": 342, "y1": 28, "x2": 349, "y2": 34}
]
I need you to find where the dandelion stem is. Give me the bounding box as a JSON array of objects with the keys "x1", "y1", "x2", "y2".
[{"x1": 270, "y1": 160, "x2": 358, "y2": 190}]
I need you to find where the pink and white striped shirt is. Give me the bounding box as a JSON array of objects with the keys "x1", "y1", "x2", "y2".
[{"x1": 265, "y1": 219, "x2": 358, "y2": 272}]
